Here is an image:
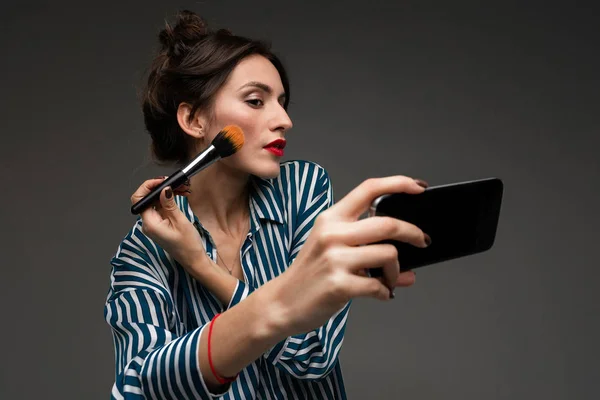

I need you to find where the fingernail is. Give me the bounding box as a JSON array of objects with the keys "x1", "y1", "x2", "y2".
[
  {"x1": 424, "y1": 233, "x2": 432, "y2": 247},
  {"x1": 414, "y1": 179, "x2": 429, "y2": 189},
  {"x1": 166, "y1": 188, "x2": 173, "y2": 199}
]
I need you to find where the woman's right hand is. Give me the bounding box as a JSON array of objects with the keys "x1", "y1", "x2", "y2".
[
  {"x1": 264, "y1": 176, "x2": 431, "y2": 337},
  {"x1": 130, "y1": 177, "x2": 209, "y2": 277}
]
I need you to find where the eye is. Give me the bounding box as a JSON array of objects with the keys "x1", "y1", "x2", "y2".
[{"x1": 245, "y1": 98, "x2": 264, "y2": 108}]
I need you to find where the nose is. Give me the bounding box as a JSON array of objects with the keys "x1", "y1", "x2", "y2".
[{"x1": 270, "y1": 103, "x2": 293, "y2": 134}]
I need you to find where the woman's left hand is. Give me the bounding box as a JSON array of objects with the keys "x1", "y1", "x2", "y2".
[
  {"x1": 130, "y1": 177, "x2": 239, "y2": 306},
  {"x1": 130, "y1": 177, "x2": 209, "y2": 275}
]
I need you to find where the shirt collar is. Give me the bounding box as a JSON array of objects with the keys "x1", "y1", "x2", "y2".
[
  {"x1": 176, "y1": 174, "x2": 285, "y2": 227},
  {"x1": 248, "y1": 174, "x2": 285, "y2": 225}
]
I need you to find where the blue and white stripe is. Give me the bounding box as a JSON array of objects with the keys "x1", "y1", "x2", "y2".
[{"x1": 104, "y1": 160, "x2": 349, "y2": 399}]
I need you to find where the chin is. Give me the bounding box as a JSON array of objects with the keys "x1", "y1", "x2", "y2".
[
  {"x1": 254, "y1": 165, "x2": 281, "y2": 180},
  {"x1": 248, "y1": 160, "x2": 281, "y2": 180}
]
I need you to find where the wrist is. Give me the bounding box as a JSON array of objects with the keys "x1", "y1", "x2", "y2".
[
  {"x1": 186, "y1": 253, "x2": 214, "y2": 282},
  {"x1": 187, "y1": 256, "x2": 240, "y2": 309},
  {"x1": 251, "y1": 277, "x2": 295, "y2": 342}
]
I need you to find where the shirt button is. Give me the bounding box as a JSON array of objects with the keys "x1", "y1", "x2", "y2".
[{"x1": 206, "y1": 252, "x2": 212, "y2": 258}]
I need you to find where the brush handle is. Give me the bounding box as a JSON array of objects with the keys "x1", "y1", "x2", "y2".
[{"x1": 130, "y1": 169, "x2": 188, "y2": 215}]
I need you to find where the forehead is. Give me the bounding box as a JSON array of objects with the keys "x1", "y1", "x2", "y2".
[{"x1": 224, "y1": 54, "x2": 284, "y2": 92}]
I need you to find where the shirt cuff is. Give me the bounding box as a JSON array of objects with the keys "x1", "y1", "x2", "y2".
[
  {"x1": 264, "y1": 335, "x2": 291, "y2": 365},
  {"x1": 194, "y1": 324, "x2": 234, "y2": 398},
  {"x1": 226, "y1": 280, "x2": 252, "y2": 310}
]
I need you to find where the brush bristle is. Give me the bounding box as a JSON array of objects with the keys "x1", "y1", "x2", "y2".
[{"x1": 212, "y1": 125, "x2": 244, "y2": 158}]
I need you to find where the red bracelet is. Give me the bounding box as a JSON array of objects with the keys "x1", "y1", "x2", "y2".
[{"x1": 208, "y1": 313, "x2": 238, "y2": 385}]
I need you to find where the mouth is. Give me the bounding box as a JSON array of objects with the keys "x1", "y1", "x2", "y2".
[{"x1": 263, "y1": 139, "x2": 286, "y2": 157}]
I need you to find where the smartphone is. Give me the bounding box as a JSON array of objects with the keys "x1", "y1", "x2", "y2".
[{"x1": 367, "y1": 177, "x2": 503, "y2": 276}]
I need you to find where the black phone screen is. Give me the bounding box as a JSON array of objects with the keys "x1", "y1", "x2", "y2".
[{"x1": 369, "y1": 178, "x2": 503, "y2": 272}]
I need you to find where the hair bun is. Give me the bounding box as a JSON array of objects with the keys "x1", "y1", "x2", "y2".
[{"x1": 158, "y1": 10, "x2": 208, "y2": 59}]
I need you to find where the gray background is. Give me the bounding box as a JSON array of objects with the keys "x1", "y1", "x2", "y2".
[{"x1": 1, "y1": 1, "x2": 598, "y2": 399}]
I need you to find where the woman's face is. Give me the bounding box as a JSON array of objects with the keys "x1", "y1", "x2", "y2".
[{"x1": 197, "y1": 54, "x2": 293, "y2": 179}]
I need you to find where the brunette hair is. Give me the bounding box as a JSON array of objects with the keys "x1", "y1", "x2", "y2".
[{"x1": 141, "y1": 10, "x2": 291, "y2": 166}]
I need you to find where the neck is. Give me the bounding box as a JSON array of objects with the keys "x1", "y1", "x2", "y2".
[{"x1": 186, "y1": 162, "x2": 251, "y2": 236}]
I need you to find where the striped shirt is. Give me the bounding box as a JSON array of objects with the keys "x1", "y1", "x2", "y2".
[{"x1": 104, "y1": 160, "x2": 350, "y2": 399}]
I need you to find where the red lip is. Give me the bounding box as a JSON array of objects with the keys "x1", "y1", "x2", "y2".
[
  {"x1": 264, "y1": 139, "x2": 287, "y2": 149},
  {"x1": 264, "y1": 139, "x2": 286, "y2": 157}
]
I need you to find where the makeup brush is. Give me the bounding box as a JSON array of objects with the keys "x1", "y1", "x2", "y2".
[{"x1": 131, "y1": 125, "x2": 244, "y2": 215}]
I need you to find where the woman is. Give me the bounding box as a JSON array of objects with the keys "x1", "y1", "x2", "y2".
[{"x1": 104, "y1": 10, "x2": 430, "y2": 399}]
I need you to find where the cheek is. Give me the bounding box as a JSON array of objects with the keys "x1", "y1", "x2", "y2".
[{"x1": 215, "y1": 103, "x2": 257, "y2": 134}]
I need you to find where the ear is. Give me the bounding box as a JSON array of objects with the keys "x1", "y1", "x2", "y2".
[{"x1": 176, "y1": 103, "x2": 209, "y2": 139}]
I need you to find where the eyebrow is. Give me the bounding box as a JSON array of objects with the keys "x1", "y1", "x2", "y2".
[{"x1": 239, "y1": 81, "x2": 286, "y2": 102}]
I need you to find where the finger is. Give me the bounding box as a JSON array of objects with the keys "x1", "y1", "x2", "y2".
[
  {"x1": 130, "y1": 176, "x2": 168, "y2": 205},
  {"x1": 157, "y1": 186, "x2": 187, "y2": 224},
  {"x1": 330, "y1": 176, "x2": 428, "y2": 220},
  {"x1": 139, "y1": 204, "x2": 165, "y2": 236},
  {"x1": 176, "y1": 180, "x2": 191, "y2": 189},
  {"x1": 344, "y1": 274, "x2": 394, "y2": 301},
  {"x1": 380, "y1": 257, "x2": 400, "y2": 298},
  {"x1": 345, "y1": 268, "x2": 415, "y2": 301},
  {"x1": 358, "y1": 270, "x2": 386, "y2": 291},
  {"x1": 395, "y1": 270, "x2": 416, "y2": 287},
  {"x1": 173, "y1": 187, "x2": 192, "y2": 197},
  {"x1": 341, "y1": 243, "x2": 399, "y2": 273},
  {"x1": 155, "y1": 186, "x2": 190, "y2": 217},
  {"x1": 173, "y1": 180, "x2": 191, "y2": 192},
  {"x1": 342, "y1": 216, "x2": 430, "y2": 248}
]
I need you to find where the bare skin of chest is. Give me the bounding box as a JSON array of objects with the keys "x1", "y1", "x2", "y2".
[{"x1": 210, "y1": 231, "x2": 246, "y2": 282}]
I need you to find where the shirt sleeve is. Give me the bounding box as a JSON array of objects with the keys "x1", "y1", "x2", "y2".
[
  {"x1": 263, "y1": 163, "x2": 351, "y2": 380},
  {"x1": 104, "y1": 226, "x2": 231, "y2": 399},
  {"x1": 225, "y1": 279, "x2": 251, "y2": 310}
]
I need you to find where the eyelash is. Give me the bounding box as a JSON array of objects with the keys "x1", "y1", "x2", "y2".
[
  {"x1": 245, "y1": 97, "x2": 286, "y2": 109},
  {"x1": 245, "y1": 98, "x2": 264, "y2": 107}
]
